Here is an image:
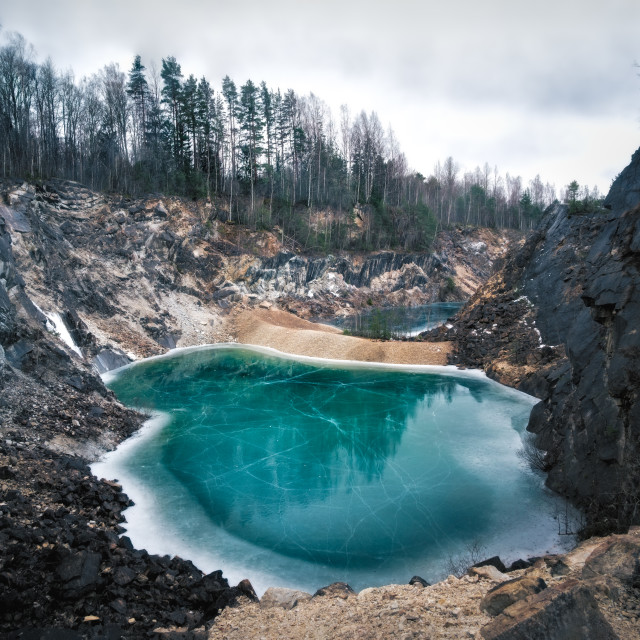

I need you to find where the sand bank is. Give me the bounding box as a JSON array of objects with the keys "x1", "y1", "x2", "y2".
[{"x1": 228, "y1": 308, "x2": 452, "y2": 365}]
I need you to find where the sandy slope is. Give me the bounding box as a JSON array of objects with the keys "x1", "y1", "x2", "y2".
[{"x1": 228, "y1": 307, "x2": 452, "y2": 365}]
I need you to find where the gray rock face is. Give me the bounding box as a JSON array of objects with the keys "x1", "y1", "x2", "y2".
[
  {"x1": 0, "y1": 217, "x2": 20, "y2": 342},
  {"x1": 0, "y1": 203, "x2": 31, "y2": 233},
  {"x1": 604, "y1": 147, "x2": 640, "y2": 217},
  {"x1": 244, "y1": 250, "x2": 451, "y2": 298},
  {"x1": 259, "y1": 587, "x2": 312, "y2": 610},
  {"x1": 438, "y1": 147, "x2": 640, "y2": 534},
  {"x1": 5, "y1": 338, "x2": 34, "y2": 367},
  {"x1": 480, "y1": 579, "x2": 619, "y2": 640},
  {"x1": 522, "y1": 178, "x2": 640, "y2": 531},
  {"x1": 92, "y1": 348, "x2": 132, "y2": 374}
]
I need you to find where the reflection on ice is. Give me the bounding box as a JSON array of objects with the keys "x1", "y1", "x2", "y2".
[
  {"x1": 93, "y1": 345, "x2": 577, "y2": 596},
  {"x1": 326, "y1": 301, "x2": 465, "y2": 337}
]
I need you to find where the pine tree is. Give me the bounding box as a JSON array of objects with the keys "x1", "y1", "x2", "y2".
[
  {"x1": 182, "y1": 74, "x2": 198, "y2": 170},
  {"x1": 195, "y1": 77, "x2": 218, "y2": 198},
  {"x1": 161, "y1": 57, "x2": 187, "y2": 172},
  {"x1": 221, "y1": 76, "x2": 239, "y2": 218},
  {"x1": 239, "y1": 79, "x2": 264, "y2": 215},
  {"x1": 261, "y1": 81, "x2": 275, "y2": 219},
  {"x1": 126, "y1": 55, "x2": 149, "y2": 163}
]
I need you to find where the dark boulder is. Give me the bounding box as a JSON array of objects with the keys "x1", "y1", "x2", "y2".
[
  {"x1": 481, "y1": 575, "x2": 547, "y2": 616},
  {"x1": 313, "y1": 582, "x2": 356, "y2": 599},
  {"x1": 473, "y1": 556, "x2": 508, "y2": 574},
  {"x1": 507, "y1": 559, "x2": 532, "y2": 572},
  {"x1": 55, "y1": 550, "x2": 102, "y2": 599},
  {"x1": 581, "y1": 531, "x2": 640, "y2": 588}
]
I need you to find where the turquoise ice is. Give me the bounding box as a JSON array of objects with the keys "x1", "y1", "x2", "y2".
[{"x1": 94, "y1": 345, "x2": 575, "y2": 594}]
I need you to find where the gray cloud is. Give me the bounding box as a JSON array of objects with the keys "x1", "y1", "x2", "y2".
[{"x1": 1, "y1": 0, "x2": 639, "y2": 190}]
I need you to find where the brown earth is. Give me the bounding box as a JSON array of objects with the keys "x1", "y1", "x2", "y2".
[
  {"x1": 228, "y1": 307, "x2": 453, "y2": 365},
  {"x1": 208, "y1": 531, "x2": 640, "y2": 640}
]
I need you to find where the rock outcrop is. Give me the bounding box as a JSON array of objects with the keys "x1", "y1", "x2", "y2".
[
  {"x1": 4, "y1": 152, "x2": 640, "y2": 637},
  {"x1": 429, "y1": 148, "x2": 640, "y2": 534},
  {"x1": 0, "y1": 178, "x2": 519, "y2": 637},
  {"x1": 0, "y1": 179, "x2": 514, "y2": 368},
  {"x1": 239, "y1": 227, "x2": 513, "y2": 317},
  {"x1": 209, "y1": 530, "x2": 640, "y2": 640},
  {"x1": 480, "y1": 528, "x2": 640, "y2": 640},
  {"x1": 0, "y1": 190, "x2": 257, "y2": 637}
]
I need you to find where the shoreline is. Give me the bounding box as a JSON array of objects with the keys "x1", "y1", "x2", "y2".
[
  {"x1": 3, "y1": 171, "x2": 639, "y2": 638},
  {"x1": 227, "y1": 307, "x2": 454, "y2": 365},
  {"x1": 94, "y1": 330, "x2": 570, "y2": 601},
  {"x1": 102, "y1": 341, "x2": 541, "y2": 407}
]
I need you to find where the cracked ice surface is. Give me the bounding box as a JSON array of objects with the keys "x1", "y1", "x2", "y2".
[{"x1": 92, "y1": 345, "x2": 576, "y2": 596}]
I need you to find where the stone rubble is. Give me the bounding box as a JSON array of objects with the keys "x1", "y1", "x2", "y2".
[
  {"x1": 1, "y1": 172, "x2": 640, "y2": 638},
  {"x1": 208, "y1": 529, "x2": 640, "y2": 640},
  {"x1": 208, "y1": 531, "x2": 640, "y2": 640}
]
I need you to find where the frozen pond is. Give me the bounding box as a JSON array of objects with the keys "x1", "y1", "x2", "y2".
[{"x1": 93, "y1": 345, "x2": 576, "y2": 595}]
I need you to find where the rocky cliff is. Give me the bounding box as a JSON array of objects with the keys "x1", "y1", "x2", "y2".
[
  {"x1": 0, "y1": 179, "x2": 516, "y2": 637},
  {"x1": 3, "y1": 159, "x2": 639, "y2": 637},
  {"x1": 0, "y1": 179, "x2": 513, "y2": 372},
  {"x1": 0, "y1": 191, "x2": 260, "y2": 637},
  {"x1": 431, "y1": 148, "x2": 640, "y2": 535}
]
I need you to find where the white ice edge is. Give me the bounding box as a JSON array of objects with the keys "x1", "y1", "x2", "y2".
[
  {"x1": 93, "y1": 341, "x2": 554, "y2": 595},
  {"x1": 90, "y1": 412, "x2": 339, "y2": 596},
  {"x1": 101, "y1": 342, "x2": 539, "y2": 405}
]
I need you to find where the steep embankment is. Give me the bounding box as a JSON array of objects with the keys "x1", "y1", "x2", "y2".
[
  {"x1": 4, "y1": 168, "x2": 639, "y2": 639},
  {"x1": 0, "y1": 179, "x2": 513, "y2": 374},
  {"x1": 430, "y1": 149, "x2": 640, "y2": 535},
  {"x1": 0, "y1": 180, "x2": 514, "y2": 637},
  {"x1": 0, "y1": 195, "x2": 258, "y2": 637}
]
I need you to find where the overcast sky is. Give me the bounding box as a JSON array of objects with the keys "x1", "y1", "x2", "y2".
[{"x1": 2, "y1": 0, "x2": 639, "y2": 194}]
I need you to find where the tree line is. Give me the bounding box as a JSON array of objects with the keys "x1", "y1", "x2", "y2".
[{"x1": 0, "y1": 30, "x2": 600, "y2": 252}]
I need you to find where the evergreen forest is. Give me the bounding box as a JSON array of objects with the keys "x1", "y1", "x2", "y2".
[{"x1": 0, "y1": 31, "x2": 602, "y2": 252}]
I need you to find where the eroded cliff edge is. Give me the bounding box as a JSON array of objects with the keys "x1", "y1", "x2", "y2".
[
  {"x1": 2, "y1": 147, "x2": 640, "y2": 636},
  {"x1": 430, "y1": 148, "x2": 640, "y2": 535},
  {"x1": 0, "y1": 180, "x2": 514, "y2": 637}
]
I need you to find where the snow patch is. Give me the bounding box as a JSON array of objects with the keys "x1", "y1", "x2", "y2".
[
  {"x1": 46, "y1": 311, "x2": 83, "y2": 358},
  {"x1": 34, "y1": 303, "x2": 83, "y2": 358}
]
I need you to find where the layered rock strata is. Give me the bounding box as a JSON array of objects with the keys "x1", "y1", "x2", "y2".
[
  {"x1": 428, "y1": 149, "x2": 640, "y2": 534},
  {"x1": 0, "y1": 178, "x2": 514, "y2": 370},
  {"x1": 0, "y1": 179, "x2": 515, "y2": 636}
]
